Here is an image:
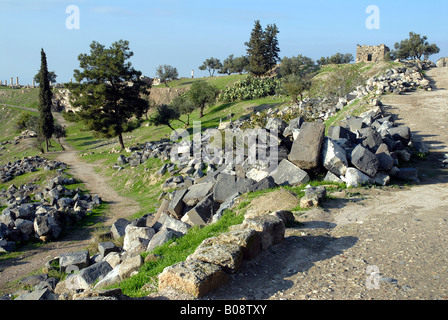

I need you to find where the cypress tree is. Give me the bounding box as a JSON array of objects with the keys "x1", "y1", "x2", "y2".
[
  {"x1": 263, "y1": 23, "x2": 280, "y2": 71},
  {"x1": 38, "y1": 49, "x2": 54, "y2": 152},
  {"x1": 245, "y1": 20, "x2": 281, "y2": 77},
  {"x1": 245, "y1": 20, "x2": 268, "y2": 77}
]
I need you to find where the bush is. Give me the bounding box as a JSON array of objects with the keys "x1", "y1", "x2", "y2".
[
  {"x1": 15, "y1": 113, "x2": 39, "y2": 132},
  {"x1": 218, "y1": 77, "x2": 281, "y2": 102}
]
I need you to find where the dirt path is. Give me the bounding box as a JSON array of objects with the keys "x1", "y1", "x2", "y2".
[
  {"x1": 0, "y1": 112, "x2": 140, "y2": 294},
  {"x1": 196, "y1": 67, "x2": 448, "y2": 300}
]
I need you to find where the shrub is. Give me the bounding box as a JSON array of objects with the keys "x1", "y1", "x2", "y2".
[{"x1": 218, "y1": 77, "x2": 281, "y2": 102}]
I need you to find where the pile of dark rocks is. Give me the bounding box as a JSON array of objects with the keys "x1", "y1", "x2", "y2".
[
  {"x1": 0, "y1": 156, "x2": 66, "y2": 183},
  {"x1": 0, "y1": 171, "x2": 101, "y2": 253}
]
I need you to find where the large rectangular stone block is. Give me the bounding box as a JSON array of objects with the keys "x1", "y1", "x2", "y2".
[
  {"x1": 269, "y1": 159, "x2": 310, "y2": 186},
  {"x1": 350, "y1": 144, "x2": 380, "y2": 178},
  {"x1": 158, "y1": 260, "x2": 229, "y2": 298},
  {"x1": 288, "y1": 122, "x2": 325, "y2": 170}
]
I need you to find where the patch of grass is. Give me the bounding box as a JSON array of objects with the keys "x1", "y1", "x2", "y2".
[
  {"x1": 0, "y1": 88, "x2": 40, "y2": 109},
  {"x1": 115, "y1": 209, "x2": 245, "y2": 297},
  {"x1": 154, "y1": 74, "x2": 247, "y2": 91}
]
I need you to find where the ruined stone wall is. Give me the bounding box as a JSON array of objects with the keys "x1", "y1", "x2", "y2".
[
  {"x1": 437, "y1": 57, "x2": 448, "y2": 68},
  {"x1": 356, "y1": 44, "x2": 390, "y2": 63}
]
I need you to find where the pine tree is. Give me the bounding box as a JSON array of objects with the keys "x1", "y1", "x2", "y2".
[
  {"x1": 245, "y1": 20, "x2": 280, "y2": 77},
  {"x1": 67, "y1": 40, "x2": 150, "y2": 150},
  {"x1": 263, "y1": 23, "x2": 280, "y2": 71},
  {"x1": 38, "y1": 49, "x2": 54, "y2": 152},
  {"x1": 245, "y1": 20, "x2": 268, "y2": 77}
]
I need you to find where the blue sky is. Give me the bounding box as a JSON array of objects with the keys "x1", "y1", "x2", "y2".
[{"x1": 0, "y1": 0, "x2": 447, "y2": 85}]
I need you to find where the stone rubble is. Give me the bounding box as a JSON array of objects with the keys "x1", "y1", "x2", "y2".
[{"x1": 0, "y1": 160, "x2": 102, "y2": 253}]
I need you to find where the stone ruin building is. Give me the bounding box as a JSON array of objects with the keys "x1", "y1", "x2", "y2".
[{"x1": 356, "y1": 44, "x2": 390, "y2": 63}]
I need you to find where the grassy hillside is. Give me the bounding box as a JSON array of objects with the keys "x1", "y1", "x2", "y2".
[
  {"x1": 154, "y1": 74, "x2": 247, "y2": 90},
  {"x1": 0, "y1": 88, "x2": 39, "y2": 109}
]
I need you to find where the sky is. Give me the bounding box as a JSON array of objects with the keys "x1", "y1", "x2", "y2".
[{"x1": 0, "y1": 0, "x2": 447, "y2": 85}]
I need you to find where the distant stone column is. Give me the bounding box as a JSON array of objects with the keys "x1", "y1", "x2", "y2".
[
  {"x1": 10, "y1": 77, "x2": 13, "y2": 87},
  {"x1": 191, "y1": 69, "x2": 194, "y2": 78},
  {"x1": 33, "y1": 80, "x2": 36, "y2": 87},
  {"x1": 16, "y1": 77, "x2": 19, "y2": 86}
]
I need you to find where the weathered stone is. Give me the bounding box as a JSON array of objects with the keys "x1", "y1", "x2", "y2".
[
  {"x1": 269, "y1": 159, "x2": 310, "y2": 186},
  {"x1": 182, "y1": 182, "x2": 215, "y2": 207},
  {"x1": 147, "y1": 228, "x2": 183, "y2": 252},
  {"x1": 189, "y1": 240, "x2": 244, "y2": 274},
  {"x1": 373, "y1": 171, "x2": 391, "y2": 186},
  {"x1": 323, "y1": 171, "x2": 344, "y2": 183},
  {"x1": 98, "y1": 241, "x2": 119, "y2": 259},
  {"x1": 322, "y1": 137, "x2": 348, "y2": 176},
  {"x1": 14, "y1": 288, "x2": 58, "y2": 301},
  {"x1": 0, "y1": 222, "x2": 10, "y2": 239},
  {"x1": 15, "y1": 219, "x2": 34, "y2": 237},
  {"x1": 158, "y1": 259, "x2": 229, "y2": 298},
  {"x1": 156, "y1": 213, "x2": 191, "y2": 235},
  {"x1": 240, "y1": 215, "x2": 285, "y2": 250},
  {"x1": 59, "y1": 250, "x2": 90, "y2": 273},
  {"x1": 351, "y1": 145, "x2": 380, "y2": 177},
  {"x1": 19, "y1": 274, "x2": 48, "y2": 287},
  {"x1": 288, "y1": 122, "x2": 325, "y2": 170},
  {"x1": 123, "y1": 225, "x2": 155, "y2": 255},
  {"x1": 168, "y1": 189, "x2": 188, "y2": 219},
  {"x1": 342, "y1": 167, "x2": 373, "y2": 188},
  {"x1": 212, "y1": 173, "x2": 238, "y2": 204},
  {"x1": 33, "y1": 215, "x2": 61, "y2": 240},
  {"x1": 94, "y1": 265, "x2": 121, "y2": 289},
  {"x1": 346, "y1": 116, "x2": 366, "y2": 132},
  {"x1": 328, "y1": 126, "x2": 357, "y2": 143},
  {"x1": 110, "y1": 218, "x2": 130, "y2": 239},
  {"x1": 388, "y1": 126, "x2": 411, "y2": 144},
  {"x1": 214, "y1": 227, "x2": 261, "y2": 260},
  {"x1": 270, "y1": 210, "x2": 296, "y2": 228},
  {"x1": 0, "y1": 239, "x2": 15, "y2": 253},
  {"x1": 77, "y1": 261, "x2": 113, "y2": 290},
  {"x1": 181, "y1": 194, "x2": 216, "y2": 226},
  {"x1": 12, "y1": 203, "x2": 35, "y2": 220},
  {"x1": 360, "y1": 127, "x2": 383, "y2": 153},
  {"x1": 265, "y1": 117, "x2": 288, "y2": 132},
  {"x1": 375, "y1": 143, "x2": 395, "y2": 171},
  {"x1": 300, "y1": 186, "x2": 327, "y2": 208},
  {"x1": 118, "y1": 254, "x2": 143, "y2": 279},
  {"x1": 249, "y1": 175, "x2": 276, "y2": 193},
  {"x1": 117, "y1": 155, "x2": 127, "y2": 165},
  {"x1": 156, "y1": 163, "x2": 168, "y2": 175},
  {"x1": 102, "y1": 252, "x2": 122, "y2": 268},
  {"x1": 391, "y1": 167, "x2": 419, "y2": 182}
]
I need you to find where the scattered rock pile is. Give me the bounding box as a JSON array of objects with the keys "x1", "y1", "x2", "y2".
[
  {"x1": 0, "y1": 168, "x2": 102, "y2": 253},
  {"x1": 0, "y1": 156, "x2": 65, "y2": 183}
]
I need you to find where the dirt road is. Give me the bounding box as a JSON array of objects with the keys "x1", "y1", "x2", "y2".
[
  {"x1": 200, "y1": 67, "x2": 448, "y2": 300},
  {"x1": 0, "y1": 113, "x2": 139, "y2": 294}
]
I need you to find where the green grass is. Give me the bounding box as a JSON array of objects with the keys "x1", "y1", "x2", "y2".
[
  {"x1": 0, "y1": 88, "x2": 39, "y2": 109},
  {"x1": 115, "y1": 209, "x2": 246, "y2": 297},
  {"x1": 154, "y1": 74, "x2": 247, "y2": 90}
]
